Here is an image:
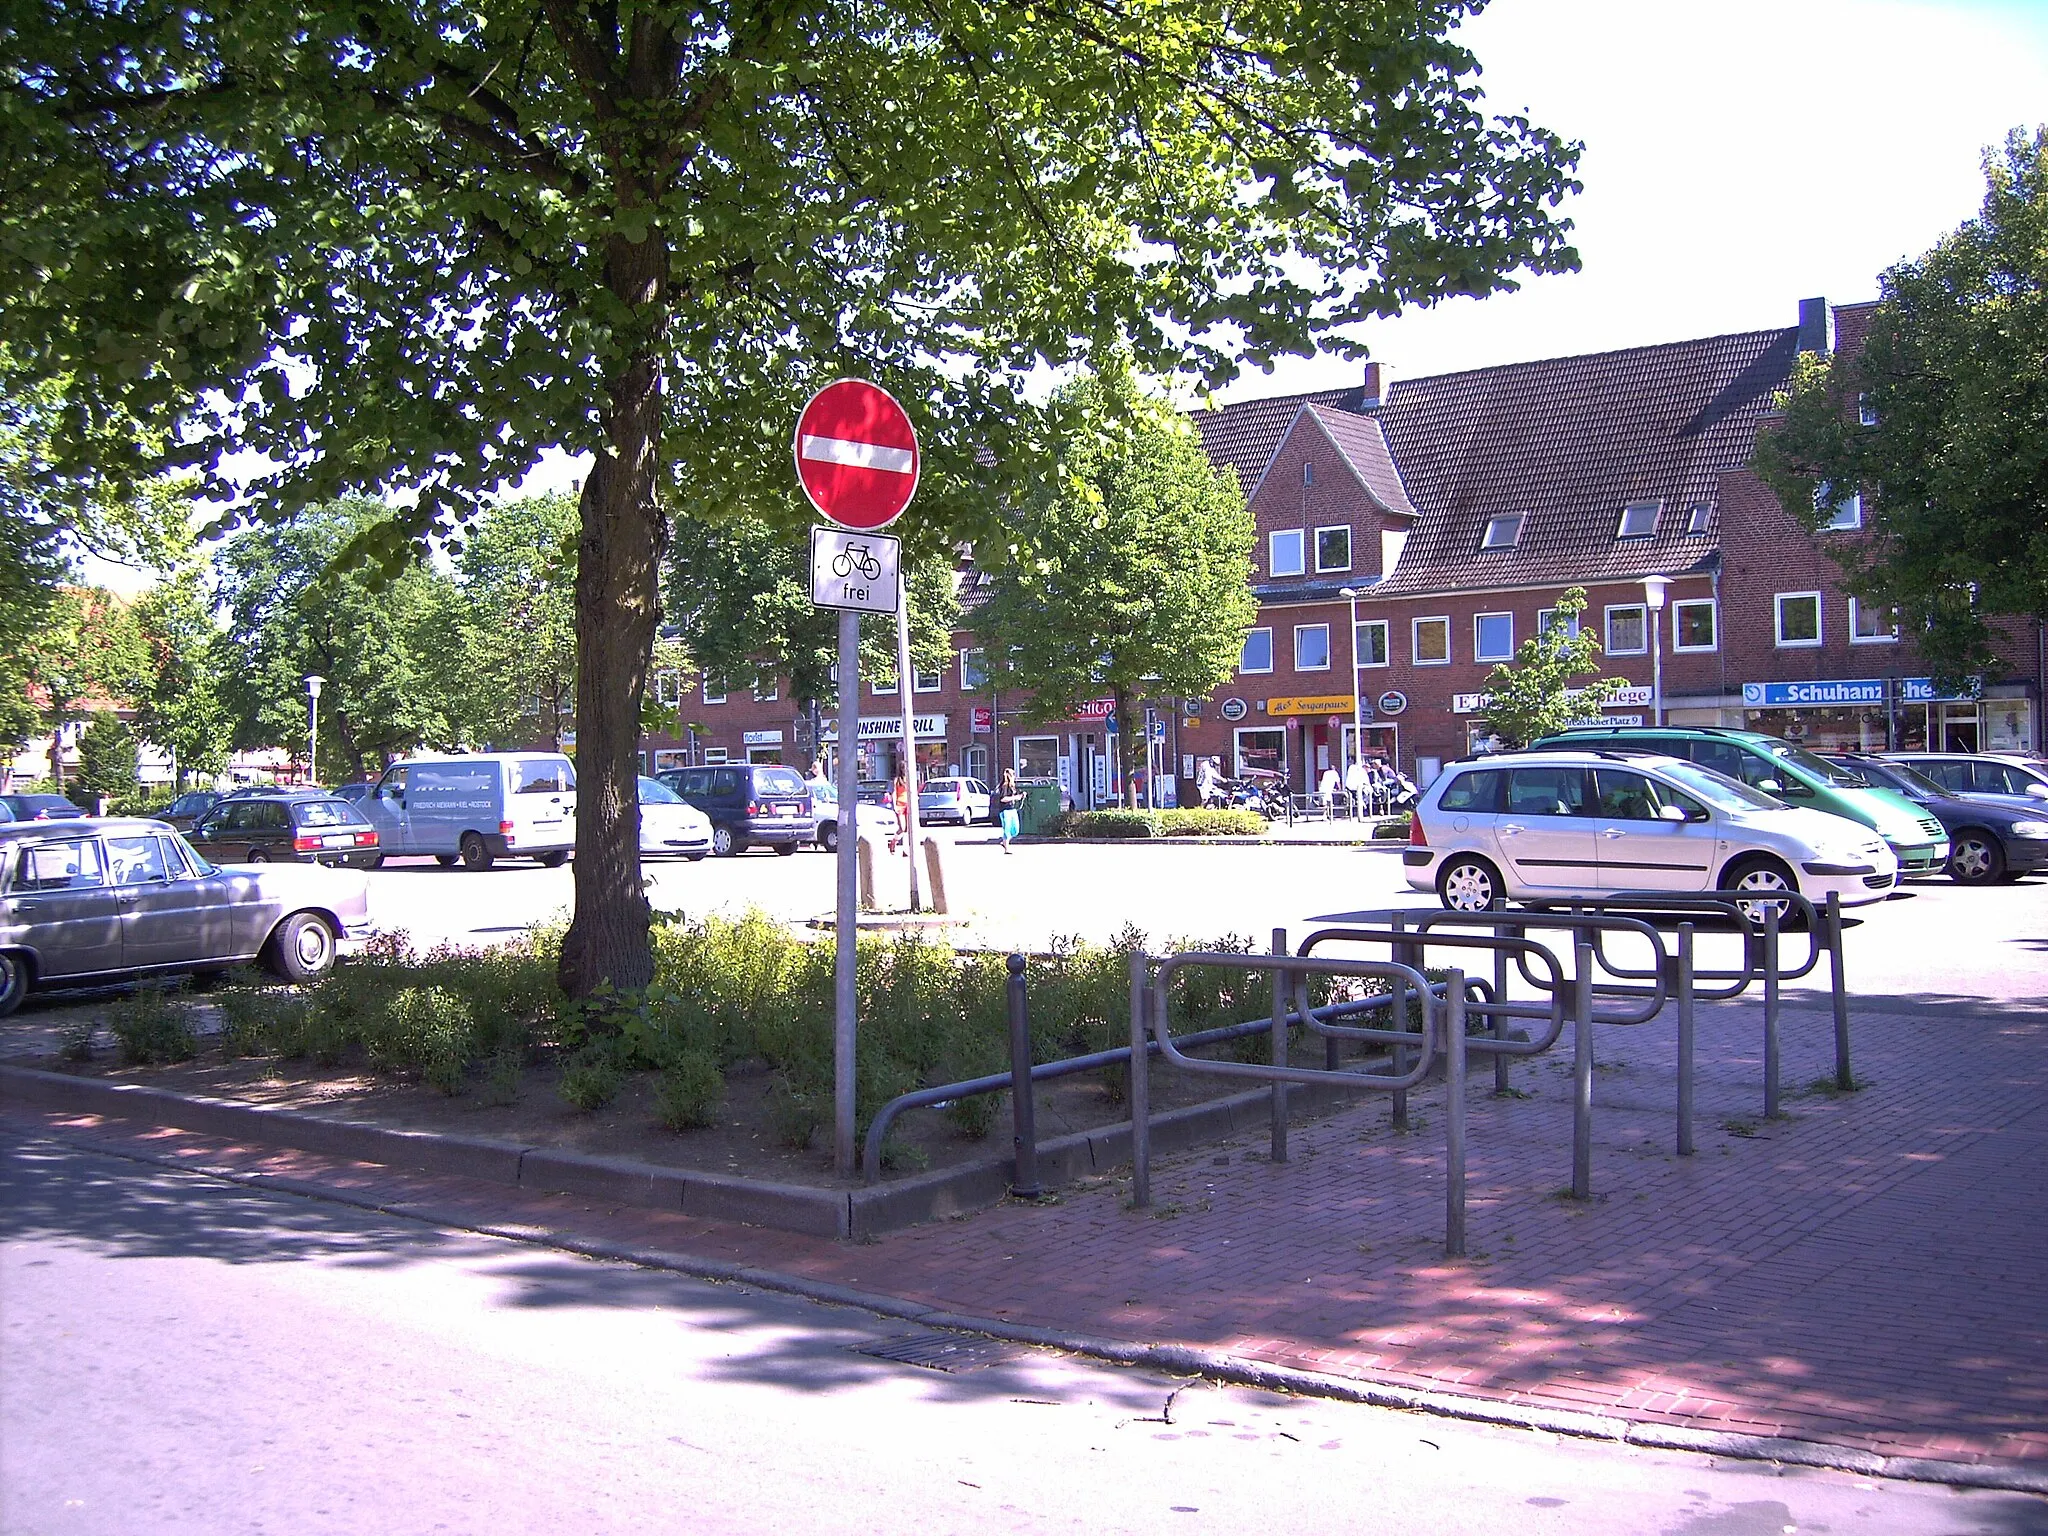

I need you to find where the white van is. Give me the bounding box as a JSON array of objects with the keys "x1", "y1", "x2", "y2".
[{"x1": 364, "y1": 753, "x2": 576, "y2": 869}]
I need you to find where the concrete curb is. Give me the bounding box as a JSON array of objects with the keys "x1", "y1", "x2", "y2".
[{"x1": 16, "y1": 1114, "x2": 2043, "y2": 1496}]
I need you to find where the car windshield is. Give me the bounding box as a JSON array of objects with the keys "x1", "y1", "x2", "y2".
[
  {"x1": 638, "y1": 776, "x2": 683, "y2": 804},
  {"x1": 1658, "y1": 761, "x2": 1788, "y2": 812},
  {"x1": 1882, "y1": 762, "x2": 1949, "y2": 797},
  {"x1": 1770, "y1": 742, "x2": 1864, "y2": 787}
]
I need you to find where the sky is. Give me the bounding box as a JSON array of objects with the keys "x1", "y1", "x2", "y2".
[{"x1": 81, "y1": 0, "x2": 2048, "y2": 590}]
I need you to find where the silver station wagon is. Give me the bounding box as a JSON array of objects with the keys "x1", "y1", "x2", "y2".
[{"x1": 0, "y1": 818, "x2": 373, "y2": 1017}]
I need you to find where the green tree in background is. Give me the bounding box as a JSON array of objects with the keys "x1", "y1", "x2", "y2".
[
  {"x1": 217, "y1": 501, "x2": 453, "y2": 781},
  {"x1": 72, "y1": 710, "x2": 139, "y2": 808},
  {"x1": 1476, "y1": 588, "x2": 1622, "y2": 749},
  {"x1": 10, "y1": 587, "x2": 148, "y2": 790},
  {"x1": 7, "y1": 0, "x2": 1580, "y2": 994},
  {"x1": 975, "y1": 372, "x2": 1256, "y2": 807},
  {"x1": 131, "y1": 566, "x2": 234, "y2": 786},
  {"x1": 441, "y1": 495, "x2": 581, "y2": 751},
  {"x1": 1754, "y1": 127, "x2": 2048, "y2": 689}
]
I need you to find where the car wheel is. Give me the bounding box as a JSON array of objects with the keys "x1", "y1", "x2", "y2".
[
  {"x1": 775, "y1": 841, "x2": 797, "y2": 856},
  {"x1": 459, "y1": 832, "x2": 494, "y2": 871},
  {"x1": 818, "y1": 823, "x2": 839, "y2": 853},
  {"x1": 1437, "y1": 855, "x2": 1503, "y2": 912},
  {"x1": 247, "y1": 848, "x2": 269, "y2": 863},
  {"x1": 436, "y1": 853, "x2": 459, "y2": 867},
  {"x1": 535, "y1": 850, "x2": 569, "y2": 868},
  {"x1": 0, "y1": 951, "x2": 28, "y2": 1019},
  {"x1": 1724, "y1": 856, "x2": 1797, "y2": 927},
  {"x1": 1948, "y1": 832, "x2": 2004, "y2": 885},
  {"x1": 712, "y1": 825, "x2": 739, "y2": 857},
  {"x1": 266, "y1": 912, "x2": 336, "y2": 983}
]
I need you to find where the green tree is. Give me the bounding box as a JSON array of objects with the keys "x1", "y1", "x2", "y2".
[
  {"x1": 1754, "y1": 126, "x2": 2048, "y2": 688},
  {"x1": 975, "y1": 372, "x2": 1256, "y2": 806},
  {"x1": 130, "y1": 565, "x2": 234, "y2": 785},
  {"x1": 6, "y1": 0, "x2": 1580, "y2": 994},
  {"x1": 217, "y1": 500, "x2": 456, "y2": 780},
  {"x1": 72, "y1": 710, "x2": 140, "y2": 808},
  {"x1": 10, "y1": 586, "x2": 149, "y2": 791},
  {"x1": 665, "y1": 517, "x2": 959, "y2": 751},
  {"x1": 1476, "y1": 588, "x2": 1622, "y2": 749},
  {"x1": 440, "y1": 495, "x2": 581, "y2": 751}
]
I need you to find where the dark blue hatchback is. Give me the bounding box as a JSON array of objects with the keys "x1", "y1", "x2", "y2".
[{"x1": 1823, "y1": 754, "x2": 2048, "y2": 886}]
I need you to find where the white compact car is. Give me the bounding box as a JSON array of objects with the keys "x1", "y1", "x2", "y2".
[
  {"x1": 809, "y1": 780, "x2": 901, "y2": 853},
  {"x1": 636, "y1": 776, "x2": 712, "y2": 861},
  {"x1": 1404, "y1": 749, "x2": 1899, "y2": 917}
]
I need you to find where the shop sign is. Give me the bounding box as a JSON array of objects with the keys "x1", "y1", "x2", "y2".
[
  {"x1": 742, "y1": 729, "x2": 783, "y2": 746},
  {"x1": 1074, "y1": 697, "x2": 1117, "y2": 720},
  {"x1": 1606, "y1": 686, "x2": 1653, "y2": 707},
  {"x1": 1218, "y1": 698, "x2": 1249, "y2": 722},
  {"x1": 1457, "y1": 686, "x2": 1645, "y2": 714},
  {"x1": 1265, "y1": 694, "x2": 1354, "y2": 717},
  {"x1": 1744, "y1": 679, "x2": 1883, "y2": 707},
  {"x1": 1900, "y1": 676, "x2": 1982, "y2": 703},
  {"x1": 819, "y1": 713, "x2": 947, "y2": 742},
  {"x1": 1451, "y1": 692, "x2": 1489, "y2": 714},
  {"x1": 970, "y1": 706, "x2": 993, "y2": 734},
  {"x1": 1376, "y1": 691, "x2": 1408, "y2": 716}
]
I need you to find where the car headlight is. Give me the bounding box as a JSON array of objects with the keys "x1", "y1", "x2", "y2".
[{"x1": 2011, "y1": 820, "x2": 2048, "y2": 838}]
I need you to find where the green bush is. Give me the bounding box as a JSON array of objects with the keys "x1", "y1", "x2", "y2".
[
  {"x1": 109, "y1": 983, "x2": 196, "y2": 1065},
  {"x1": 371, "y1": 986, "x2": 474, "y2": 1094},
  {"x1": 655, "y1": 1050, "x2": 725, "y2": 1131},
  {"x1": 558, "y1": 1045, "x2": 624, "y2": 1112},
  {"x1": 1372, "y1": 814, "x2": 1413, "y2": 839},
  {"x1": 1046, "y1": 809, "x2": 1265, "y2": 839}
]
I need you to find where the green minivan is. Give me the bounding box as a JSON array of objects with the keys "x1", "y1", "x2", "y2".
[{"x1": 1532, "y1": 726, "x2": 1951, "y2": 876}]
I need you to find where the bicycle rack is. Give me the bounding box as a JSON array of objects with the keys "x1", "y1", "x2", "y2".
[{"x1": 1128, "y1": 936, "x2": 1480, "y2": 1256}]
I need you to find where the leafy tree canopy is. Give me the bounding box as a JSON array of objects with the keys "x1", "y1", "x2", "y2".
[
  {"x1": 974, "y1": 367, "x2": 1256, "y2": 804},
  {"x1": 1754, "y1": 126, "x2": 2048, "y2": 687},
  {"x1": 1476, "y1": 588, "x2": 1621, "y2": 749},
  {"x1": 438, "y1": 493, "x2": 581, "y2": 751},
  {"x1": 131, "y1": 564, "x2": 235, "y2": 783},
  {"x1": 4, "y1": 0, "x2": 1580, "y2": 992}
]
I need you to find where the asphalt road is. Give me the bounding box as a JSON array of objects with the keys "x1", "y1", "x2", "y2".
[
  {"x1": 7, "y1": 1132, "x2": 2046, "y2": 1536},
  {"x1": 358, "y1": 834, "x2": 2048, "y2": 1005}
]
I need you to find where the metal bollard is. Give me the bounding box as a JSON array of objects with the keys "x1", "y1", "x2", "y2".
[
  {"x1": 1676, "y1": 922, "x2": 1696, "y2": 1157},
  {"x1": 1763, "y1": 903, "x2": 1782, "y2": 1118},
  {"x1": 1390, "y1": 914, "x2": 1410, "y2": 1131},
  {"x1": 1006, "y1": 954, "x2": 1040, "y2": 1198},
  {"x1": 1826, "y1": 892, "x2": 1853, "y2": 1091},
  {"x1": 1128, "y1": 951, "x2": 1151, "y2": 1208},
  {"x1": 1492, "y1": 926, "x2": 1511, "y2": 1096},
  {"x1": 1572, "y1": 930, "x2": 1594, "y2": 1200},
  {"x1": 1270, "y1": 927, "x2": 1289, "y2": 1164},
  {"x1": 1444, "y1": 970, "x2": 1468, "y2": 1259}
]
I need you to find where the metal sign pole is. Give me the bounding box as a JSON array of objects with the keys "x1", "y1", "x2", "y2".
[
  {"x1": 834, "y1": 607, "x2": 861, "y2": 1176},
  {"x1": 895, "y1": 586, "x2": 922, "y2": 910}
]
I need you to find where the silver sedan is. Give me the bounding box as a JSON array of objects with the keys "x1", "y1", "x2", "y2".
[{"x1": 0, "y1": 817, "x2": 372, "y2": 1017}]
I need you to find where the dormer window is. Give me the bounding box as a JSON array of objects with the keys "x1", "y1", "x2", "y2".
[
  {"x1": 1616, "y1": 500, "x2": 1661, "y2": 539},
  {"x1": 1481, "y1": 513, "x2": 1523, "y2": 550},
  {"x1": 1684, "y1": 503, "x2": 1712, "y2": 536}
]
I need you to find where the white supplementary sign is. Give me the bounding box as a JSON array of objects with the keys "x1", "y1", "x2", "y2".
[{"x1": 809, "y1": 525, "x2": 901, "y2": 615}]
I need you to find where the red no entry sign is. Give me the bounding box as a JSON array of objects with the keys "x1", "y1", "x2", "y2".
[{"x1": 794, "y1": 379, "x2": 920, "y2": 531}]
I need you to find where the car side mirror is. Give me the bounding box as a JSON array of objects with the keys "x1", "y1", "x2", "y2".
[
  {"x1": 2027, "y1": 783, "x2": 2048, "y2": 800},
  {"x1": 1656, "y1": 804, "x2": 1688, "y2": 823},
  {"x1": 1756, "y1": 779, "x2": 1783, "y2": 793}
]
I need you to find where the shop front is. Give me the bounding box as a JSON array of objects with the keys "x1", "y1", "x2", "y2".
[
  {"x1": 820, "y1": 713, "x2": 949, "y2": 784},
  {"x1": 1739, "y1": 678, "x2": 2027, "y2": 753},
  {"x1": 1263, "y1": 694, "x2": 1353, "y2": 790}
]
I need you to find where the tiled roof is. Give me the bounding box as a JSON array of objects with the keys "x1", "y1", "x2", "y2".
[
  {"x1": 1307, "y1": 405, "x2": 1416, "y2": 517},
  {"x1": 1190, "y1": 385, "x2": 1362, "y2": 496}
]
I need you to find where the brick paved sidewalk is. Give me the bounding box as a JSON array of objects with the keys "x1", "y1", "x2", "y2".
[{"x1": 9, "y1": 991, "x2": 2044, "y2": 1469}]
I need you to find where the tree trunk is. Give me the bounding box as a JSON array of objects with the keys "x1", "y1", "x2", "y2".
[{"x1": 557, "y1": 341, "x2": 667, "y2": 1000}]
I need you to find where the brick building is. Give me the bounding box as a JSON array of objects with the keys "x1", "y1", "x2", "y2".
[{"x1": 640, "y1": 297, "x2": 2046, "y2": 800}]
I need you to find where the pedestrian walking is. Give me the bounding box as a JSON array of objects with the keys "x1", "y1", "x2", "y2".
[
  {"x1": 1317, "y1": 764, "x2": 1340, "y2": 819},
  {"x1": 998, "y1": 768, "x2": 1022, "y2": 852},
  {"x1": 1344, "y1": 756, "x2": 1368, "y2": 820}
]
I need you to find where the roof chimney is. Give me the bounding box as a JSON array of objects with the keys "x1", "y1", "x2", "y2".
[
  {"x1": 1359, "y1": 361, "x2": 1382, "y2": 409},
  {"x1": 1797, "y1": 297, "x2": 1831, "y2": 355}
]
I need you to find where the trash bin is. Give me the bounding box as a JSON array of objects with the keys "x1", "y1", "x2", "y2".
[{"x1": 1017, "y1": 782, "x2": 1065, "y2": 836}]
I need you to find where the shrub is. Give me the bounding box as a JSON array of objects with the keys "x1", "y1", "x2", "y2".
[
  {"x1": 109, "y1": 984, "x2": 196, "y2": 1065},
  {"x1": 655, "y1": 1050, "x2": 725, "y2": 1131},
  {"x1": 766, "y1": 1077, "x2": 825, "y2": 1149},
  {"x1": 372, "y1": 986, "x2": 474, "y2": 1094},
  {"x1": 216, "y1": 985, "x2": 276, "y2": 1059},
  {"x1": 558, "y1": 1045, "x2": 624, "y2": 1112},
  {"x1": 58, "y1": 1020, "x2": 94, "y2": 1062},
  {"x1": 1372, "y1": 814, "x2": 1413, "y2": 839},
  {"x1": 1047, "y1": 809, "x2": 1265, "y2": 839}
]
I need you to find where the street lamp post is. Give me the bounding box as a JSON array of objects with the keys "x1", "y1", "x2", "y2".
[
  {"x1": 1341, "y1": 586, "x2": 1362, "y2": 809},
  {"x1": 1641, "y1": 576, "x2": 1670, "y2": 728},
  {"x1": 304, "y1": 675, "x2": 325, "y2": 785}
]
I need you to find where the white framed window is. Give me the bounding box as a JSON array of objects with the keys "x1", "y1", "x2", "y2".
[
  {"x1": 959, "y1": 647, "x2": 988, "y2": 689},
  {"x1": 1294, "y1": 623, "x2": 1331, "y2": 671},
  {"x1": 1314, "y1": 525, "x2": 1351, "y2": 573},
  {"x1": 1412, "y1": 616, "x2": 1451, "y2": 666},
  {"x1": 1672, "y1": 598, "x2": 1718, "y2": 652},
  {"x1": 1605, "y1": 604, "x2": 1647, "y2": 655},
  {"x1": 1775, "y1": 592, "x2": 1823, "y2": 647},
  {"x1": 1355, "y1": 619, "x2": 1390, "y2": 668},
  {"x1": 872, "y1": 670, "x2": 898, "y2": 695},
  {"x1": 752, "y1": 672, "x2": 779, "y2": 702},
  {"x1": 1268, "y1": 529, "x2": 1305, "y2": 578},
  {"x1": 1816, "y1": 482, "x2": 1863, "y2": 531},
  {"x1": 702, "y1": 679, "x2": 727, "y2": 705},
  {"x1": 1536, "y1": 607, "x2": 1580, "y2": 638},
  {"x1": 1858, "y1": 393, "x2": 1879, "y2": 427},
  {"x1": 1240, "y1": 627, "x2": 1274, "y2": 674},
  {"x1": 1684, "y1": 503, "x2": 1712, "y2": 536},
  {"x1": 1616, "y1": 500, "x2": 1661, "y2": 539},
  {"x1": 1473, "y1": 611, "x2": 1515, "y2": 662},
  {"x1": 702, "y1": 747, "x2": 729, "y2": 764},
  {"x1": 914, "y1": 665, "x2": 942, "y2": 693},
  {"x1": 1481, "y1": 513, "x2": 1523, "y2": 550},
  {"x1": 1850, "y1": 598, "x2": 1899, "y2": 643}
]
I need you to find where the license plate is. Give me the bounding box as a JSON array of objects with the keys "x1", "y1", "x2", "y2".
[
  {"x1": 771, "y1": 801, "x2": 798, "y2": 814},
  {"x1": 322, "y1": 834, "x2": 355, "y2": 847}
]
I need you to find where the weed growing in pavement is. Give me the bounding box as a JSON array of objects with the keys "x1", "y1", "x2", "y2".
[
  {"x1": 1795, "y1": 1073, "x2": 1872, "y2": 1098},
  {"x1": 1720, "y1": 1116, "x2": 1761, "y2": 1138},
  {"x1": 109, "y1": 983, "x2": 196, "y2": 1065}
]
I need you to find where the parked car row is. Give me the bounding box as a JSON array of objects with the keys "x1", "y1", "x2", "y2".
[{"x1": 1410, "y1": 730, "x2": 2046, "y2": 919}]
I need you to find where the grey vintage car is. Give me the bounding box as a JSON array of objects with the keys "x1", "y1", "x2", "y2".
[{"x1": 0, "y1": 818, "x2": 372, "y2": 1017}]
